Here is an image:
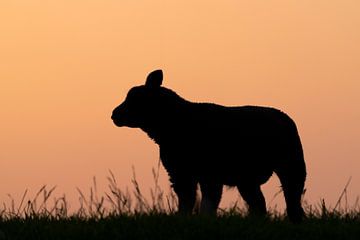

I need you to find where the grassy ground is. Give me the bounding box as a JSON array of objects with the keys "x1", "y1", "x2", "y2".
[
  {"x1": 1, "y1": 213, "x2": 360, "y2": 240},
  {"x1": 1, "y1": 170, "x2": 359, "y2": 240}
]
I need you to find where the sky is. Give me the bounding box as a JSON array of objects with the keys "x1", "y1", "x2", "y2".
[{"x1": 1, "y1": 0, "x2": 360, "y2": 212}]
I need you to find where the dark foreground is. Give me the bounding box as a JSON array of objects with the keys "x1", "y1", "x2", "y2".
[
  {"x1": 1, "y1": 214, "x2": 360, "y2": 240},
  {"x1": 1, "y1": 174, "x2": 358, "y2": 240}
]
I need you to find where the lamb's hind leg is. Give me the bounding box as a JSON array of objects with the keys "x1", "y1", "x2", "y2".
[
  {"x1": 237, "y1": 184, "x2": 267, "y2": 216},
  {"x1": 199, "y1": 182, "x2": 223, "y2": 214},
  {"x1": 276, "y1": 171, "x2": 305, "y2": 223}
]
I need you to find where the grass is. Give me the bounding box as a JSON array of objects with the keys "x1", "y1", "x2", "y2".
[{"x1": 0, "y1": 169, "x2": 360, "y2": 240}]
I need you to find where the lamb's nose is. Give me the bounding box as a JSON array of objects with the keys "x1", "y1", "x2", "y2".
[{"x1": 111, "y1": 109, "x2": 117, "y2": 120}]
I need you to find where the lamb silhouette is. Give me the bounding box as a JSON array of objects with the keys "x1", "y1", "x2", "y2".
[{"x1": 111, "y1": 70, "x2": 306, "y2": 222}]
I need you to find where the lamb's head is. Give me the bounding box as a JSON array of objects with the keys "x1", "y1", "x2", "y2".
[{"x1": 111, "y1": 69, "x2": 167, "y2": 128}]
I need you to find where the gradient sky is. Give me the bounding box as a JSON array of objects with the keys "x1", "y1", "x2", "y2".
[{"x1": 1, "y1": 0, "x2": 360, "y2": 211}]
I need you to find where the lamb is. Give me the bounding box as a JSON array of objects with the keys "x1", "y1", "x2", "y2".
[{"x1": 111, "y1": 69, "x2": 306, "y2": 222}]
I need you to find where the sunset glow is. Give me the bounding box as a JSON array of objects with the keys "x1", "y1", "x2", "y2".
[{"x1": 1, "y1": 0, "x2": 360, "y2": 211}]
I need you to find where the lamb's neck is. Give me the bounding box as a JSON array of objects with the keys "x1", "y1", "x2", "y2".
[
  {"x1": 141, "y1": 124, "x2": 172, "y2": 145},
  {"x1": 141, "y1": 101, "x2": 194, "y2": 145}
]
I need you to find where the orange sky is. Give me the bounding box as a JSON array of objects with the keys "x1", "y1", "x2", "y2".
[{"x1": 1, "y1": 0, "x2": 360, "y2": 211}]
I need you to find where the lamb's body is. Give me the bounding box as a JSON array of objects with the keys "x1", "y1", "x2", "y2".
[
  {"x1": 112, "y1": 70, "x2": 306, "y2": 222},
  {"x1": 156, "y1": 103, "x2": 304, "y2": 186}
]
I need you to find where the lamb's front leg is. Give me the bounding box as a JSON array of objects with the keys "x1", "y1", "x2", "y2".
[
  {"x1": 172, "y1": 179, "x2": 197, "y2": 214},
  {"x1": 199, "y1": 182, "x2": 223, "y2": 214}
]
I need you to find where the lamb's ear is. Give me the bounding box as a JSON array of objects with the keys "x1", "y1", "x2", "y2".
[{"x1": 145, "y1": 69, "x2": 163, "y2": 88}]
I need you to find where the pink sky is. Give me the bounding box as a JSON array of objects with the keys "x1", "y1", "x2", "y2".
[{"x1": 1, "y1": 1, "x2": 360, "y2": 212}]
